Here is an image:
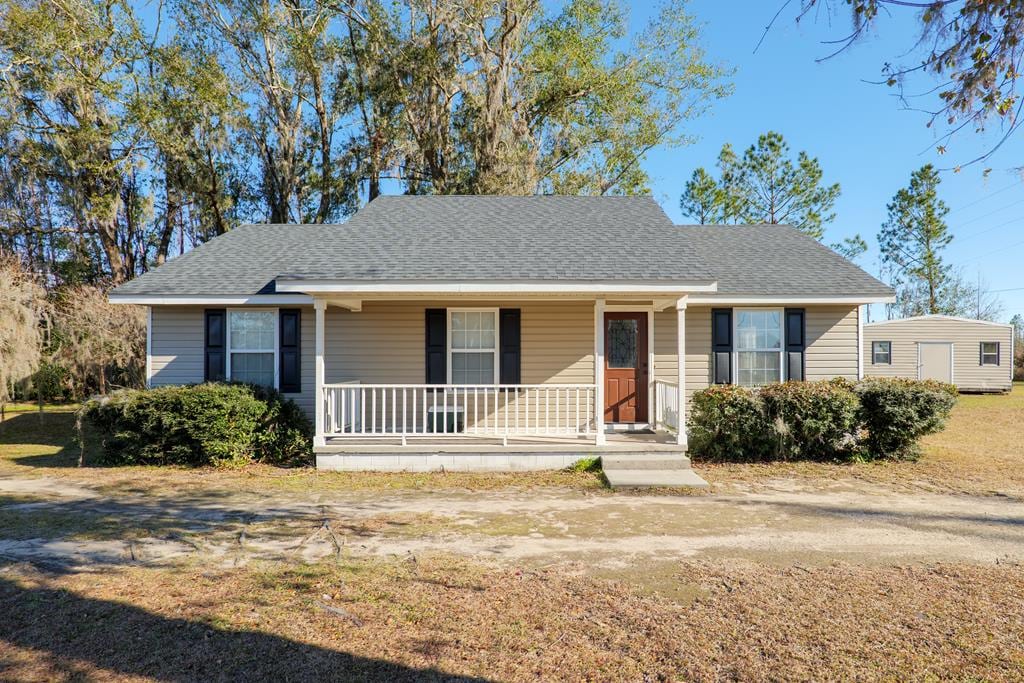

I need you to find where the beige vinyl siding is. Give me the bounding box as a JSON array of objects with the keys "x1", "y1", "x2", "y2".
[
  {"x1": 324, "y1": 300, "x2": 595, "y2": 385},
  {"x1": 150, "y1": 306, "x2": 205, "y2": 387},
  {"x1": 805, "y1": 306, "x2": 860, "y2": 381},
  {"x1": 149, "y1": 305, "x2": 316, "y2": 416},
  {"x1": 863, "y1": 317, "x2": 1013, "y2": 391},
  {"x1": 653, "y1": 305, "x2": 711, "y2": 404}
]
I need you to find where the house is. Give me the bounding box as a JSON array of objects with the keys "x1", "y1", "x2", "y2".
[
  {"x1": 863, "y1": 315, "x2": 1014, "y2": 393},
  {"x1": 109, "y1": 195, "x2": 894, "y2": 472}
]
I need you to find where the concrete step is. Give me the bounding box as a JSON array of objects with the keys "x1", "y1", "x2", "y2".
[
  {"x1": 603, "y1": 468, "x2": 709, "y2": 489},
  {"x1": 601, "y1": 454, "x2": 691, "y2": 470}
]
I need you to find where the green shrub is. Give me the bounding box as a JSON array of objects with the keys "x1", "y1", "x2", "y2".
[
  {"x1": 854, "y1": 378, "x2": 958, "y2": 460},
  {"x1": 759, "y1": 380, "x2": 859, "y2": 461},
  {"x1": 81, "y1": 383, "x2": 312, "y2": 468},
  {"x1": 688, "y1": 385, "x2": 774, "y2": 462},
  {"x1": 687, "y1": 378, "x2": 955, "y2": 464},
  {"x1": 247, "y1": 384, "x2": 315, "y2": 464}
]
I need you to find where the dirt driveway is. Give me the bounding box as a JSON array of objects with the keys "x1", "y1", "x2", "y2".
[{"x1": 1, "y1": 475, "x2": 1021, "y2": 591}]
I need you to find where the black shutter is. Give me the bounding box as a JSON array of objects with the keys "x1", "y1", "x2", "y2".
[
  {"x1": 425, "y1": 308, "x2": 447, "y2": 384},
  {"x1": 785, "y1": 308, "x2": 806, "y2": 381},
  {"x1": 499, "y1": 308, "x2": 521, "y2": 384},
  {"x1": 204, "y1": 309, "x2": 226, "y2": 382},
  {"x1": 279, "y1": 309, "x2": 301, "y2": 393},
  {"x1": 711, "y1": 308, "x2": 732, "y2": 384}
]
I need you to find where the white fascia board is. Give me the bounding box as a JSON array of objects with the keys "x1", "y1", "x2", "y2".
[
  {"x1": 687, "y1": 294, "x2": 896, "y2": 305},
  {"x1": 273, "y1": 279, "x2": 719, "y2": 295},
  {"x1": 108, "y1": 294, "x2": 314, "y2": 305}
]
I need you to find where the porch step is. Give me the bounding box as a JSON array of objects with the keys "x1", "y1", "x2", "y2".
[
  {"x1": 601, "y1": 452, "x2": 707, "y2": 488},
  {"x1": 601, "y1": 454, "x2": 691, "y2": 470},
  {"x1": 603, "y1": 468, "x2": 709, "y2": 489}
]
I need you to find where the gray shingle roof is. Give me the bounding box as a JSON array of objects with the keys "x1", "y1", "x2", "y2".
[
  {"x1": 110, "y1": 195, "x2": 892, "y2": 298},
  {"x1": 681, "y1": 224, "x2": 893, "y2": 296}
]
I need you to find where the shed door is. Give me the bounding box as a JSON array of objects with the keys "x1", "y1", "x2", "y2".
[
  {"x1": 604, "y1": 312, "x2": 648, "y2": 423},
  {"x1": 918, "y1": 342, "x2": 953, "y2": 383}
]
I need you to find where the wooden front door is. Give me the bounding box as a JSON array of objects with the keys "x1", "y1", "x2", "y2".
[{"x1": 604, "y1": 312, "x2": 648, "y2": 423}]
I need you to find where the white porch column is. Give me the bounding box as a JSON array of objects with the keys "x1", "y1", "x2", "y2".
[
  {"x1": 594, "y1": 298, "x2": 606, "y2": 446},
  {"x1": 676, "y1": 297, "x2": 688, "y2": 447},
  {"x1": 314, "y1": 298, "x2": 327, "y2": 448}
]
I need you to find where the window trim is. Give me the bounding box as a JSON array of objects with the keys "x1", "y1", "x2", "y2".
[
  {"x1": 980, "y1": 341, "x2": 1000, "y2": 366},
  {"x1": 446, "y1": 308, "x2": 500, "y2": 385},
  {"x1": 226, "y1": 308, "x2": 279, "y2": 389},
  {"x1": 872, "y1": 340, "x2": 892, "y2": 365},
  {"x1": 733, "y1": 307, "x2": 784, "y2": 387}
]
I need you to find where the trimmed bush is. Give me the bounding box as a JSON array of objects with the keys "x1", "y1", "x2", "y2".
[
  {"x1": 854, "y1": 378, "x2": 957, "y2": 460},
  {"x1": 759, "y1": 380, "x2": 860, "y2": 461},
  {"x1": 688, "y1": 385, "x2": 774, "y2": 462},
  {"x1": 81, "y1": 383, "x2": 312, "y2": 468}
]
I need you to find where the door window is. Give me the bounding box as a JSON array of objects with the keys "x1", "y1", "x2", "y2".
[{"x1": 607, "y1": 319, "x2": 638, "y2": 368}]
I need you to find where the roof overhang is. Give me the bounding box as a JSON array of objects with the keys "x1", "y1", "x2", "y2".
[
  {"x1": 108, "y1": 294, "x2": 314, "y2": 305},
  {"x1": 686, "y1": 294, "x2": 896, "y2": 305},
  {"x1": 864, "y1": 315, "x2": 1011, "y2": 327},
  {"x1": 272, "y1": 278, "x2": 719, "y2": 296}
]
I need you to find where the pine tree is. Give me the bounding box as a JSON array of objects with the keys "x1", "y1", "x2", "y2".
[{"x1": 878, "y1": 164, "x2": 953, "y2": 315}]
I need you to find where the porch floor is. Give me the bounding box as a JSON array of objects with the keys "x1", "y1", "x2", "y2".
[{"x1": 315, "y1": 430, "x2": 683, "y2": 454}]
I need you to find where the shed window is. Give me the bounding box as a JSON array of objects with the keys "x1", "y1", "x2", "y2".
[
  {"x1": 872, "y1": 341, "x2": 892, "y2": 365},
  {"x1": 449, "y1": 310, "x2": 498, "y2": 384},
  {"x1": 227, "y1": 310, "x2": 277, "y2": 387},
  {"x1": 980, "y1": 342, "x2": 1000, "y2": 366},
  {"x1": 735, "y1": 309, "x2": 783, "y2": 386}
]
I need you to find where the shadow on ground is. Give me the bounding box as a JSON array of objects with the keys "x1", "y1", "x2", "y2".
[
  {"x1": 0, "y1": 576, "x2": 488, "y2": 682},
  {"x1": 0, "y1": 411, "x2": 84, "y2": 469}
]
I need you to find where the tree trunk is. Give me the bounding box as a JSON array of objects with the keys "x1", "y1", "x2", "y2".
[
  {"x1": 155, "y1": 165, "x2": 180, "y2": 266},
  {"x1": 95, "y1": 215, "x2": 127, "y2": 284}
]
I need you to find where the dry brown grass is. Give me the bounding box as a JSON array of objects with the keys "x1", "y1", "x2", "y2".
[
  {"x1": 0, "y1": 556, "x2": 1022, "y2": 681},
  {"x1": 704, "y1": 383, "x2": 1024, "y2": 497}
]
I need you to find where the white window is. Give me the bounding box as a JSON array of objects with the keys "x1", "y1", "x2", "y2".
[
  {"x1": 227, "y1": 310, "x2": 277, "y2": 388},
  {"x1": 872, "y1": 341, "x2": 892, "y2": 365},
  {"x1": 981, "y1": 342, "x2": 1000, "y2": 366},
  {"x1": 448, "y1": 309, "x2": 498, "y2": 385},
  {"x1": 735, "y1": 309, "x2": 783, "y2": 386}
]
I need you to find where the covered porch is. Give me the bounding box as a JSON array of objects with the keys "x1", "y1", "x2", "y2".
[
  {"x1": 299, "y1": 290, "x2": 696, "y2": 466},
  {"x1": 283, "y1": 283, "x2": 703, "y2": 470}
]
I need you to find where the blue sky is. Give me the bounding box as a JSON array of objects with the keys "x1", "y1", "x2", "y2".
[{"x1": 631, "y1": 1, "x2": 1024, "y2": 322}]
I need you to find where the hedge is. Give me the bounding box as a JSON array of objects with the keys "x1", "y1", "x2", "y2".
[
  {"x1": 80, "y1": 383, "x2": 312, "y2": 468},
  {"x1": 688, "y1": 378, "x2": 956, "y2": 463}
]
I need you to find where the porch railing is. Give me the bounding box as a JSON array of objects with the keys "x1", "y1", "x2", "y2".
[
  {"x1": 322, "y1": 383, "x2": 597, "y2": 443},
  {"x1": 654, "y1": 379, "x2": 679, "y2": 432}
]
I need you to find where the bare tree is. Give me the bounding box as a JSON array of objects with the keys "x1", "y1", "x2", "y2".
[
  {"x1": 50, "y1": 286, "x2": 146, "y2": 397},
  {"x1": 0, "y1": 258, "x2": 48, "y2": 418}
]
